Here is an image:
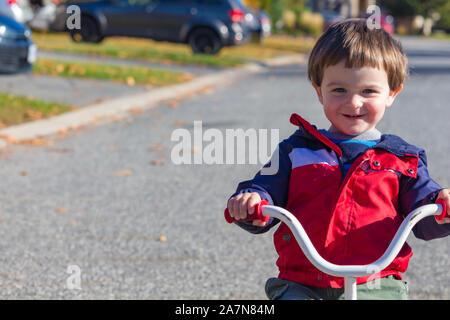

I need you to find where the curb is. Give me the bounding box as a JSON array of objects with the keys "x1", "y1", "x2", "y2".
[{"x1": 0, "y1": 54, "x2": 305, "y2": 149}]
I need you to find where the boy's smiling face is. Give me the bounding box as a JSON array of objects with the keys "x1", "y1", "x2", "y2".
[{"x1": 312, "y1": 60, "x2": 403, "y2": 135}]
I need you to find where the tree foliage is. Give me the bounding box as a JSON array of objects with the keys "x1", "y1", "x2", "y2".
[{"x1": 380, "y1": 0, "x2": 448, "y2": 17}]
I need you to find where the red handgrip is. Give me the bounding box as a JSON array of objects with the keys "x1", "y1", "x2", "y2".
[
  {"x1": 435, "y1": 198, "x2": 448, "y2": 221},
  {"x1": 224, "y1": 200, "x2": 270, "y2": 224}
]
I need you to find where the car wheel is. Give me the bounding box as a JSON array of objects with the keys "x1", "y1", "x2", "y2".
[
  {"x1": 188, "y1": 28, "x2": 222, "y2": 55},
  {"x1": 70, "y1": 15, "x2": 103, "y2": 43}
]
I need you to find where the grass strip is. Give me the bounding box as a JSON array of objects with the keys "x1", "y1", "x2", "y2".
[
  {"x1": 0, "y1": 92, "x2": 73, "y2": 128},
  {"x1": 32, "y1": 58, "x2": 195, "y2": 86},
  {"x1": 31, "y1": 32, "x2": 315, "y2": 67},
  {"x1": 32, "y1": 32, "x2": 247, "y2": 67}
]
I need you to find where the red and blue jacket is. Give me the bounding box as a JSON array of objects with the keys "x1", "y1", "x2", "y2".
[{"x1": 232, "y1": 113, "x2": 450, "y2": 288}]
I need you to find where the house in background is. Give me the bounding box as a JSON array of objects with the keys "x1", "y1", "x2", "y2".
[{"x1": 308, "y1": 0, "x2": 376, "y2": 18}]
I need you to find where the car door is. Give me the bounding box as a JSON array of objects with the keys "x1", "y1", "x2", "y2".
[
  {"x1": 147, "y1": 0, "x2": 194, "y2": 42},
  {"x1": 101, "y1": 0, "x2": 158, "y2": 37}
]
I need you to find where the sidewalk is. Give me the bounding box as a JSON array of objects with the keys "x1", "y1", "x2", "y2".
[{"x1": 0, "y1": 53, "x2": 305, "y2": 149}]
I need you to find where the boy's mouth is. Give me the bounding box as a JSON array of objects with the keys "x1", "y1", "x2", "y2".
[{"x1": 343, "y1": 114, "x2": 365, "y2": 119}]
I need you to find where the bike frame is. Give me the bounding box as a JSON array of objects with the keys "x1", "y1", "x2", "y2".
[{"x1": 259, "y1": 203, "x2": 445, "y2": 300}]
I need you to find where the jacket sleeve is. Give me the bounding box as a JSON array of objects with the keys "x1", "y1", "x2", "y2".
[
  {"x1": 399, "y1": 150, "x2": 450, "y2": 240},
  {"x1": 228, "y1": 138, "x2": 293, "y2": 234}
]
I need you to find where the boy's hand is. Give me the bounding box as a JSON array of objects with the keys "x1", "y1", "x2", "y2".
[
  {"x1": 436, "y1": 189, "x2": 450, "y2": 224},
  {"x1": 227, "y1": 192, "x2": 267, "y2": 226}
]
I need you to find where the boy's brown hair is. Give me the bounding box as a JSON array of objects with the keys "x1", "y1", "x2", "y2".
[{"x1": 308, "y1": 18, "x2": 408, "y2": 91}]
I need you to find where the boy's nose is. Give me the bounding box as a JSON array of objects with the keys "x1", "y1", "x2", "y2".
[{"x1": 348, "y1": 94, "x2": 363, "y2": 109}]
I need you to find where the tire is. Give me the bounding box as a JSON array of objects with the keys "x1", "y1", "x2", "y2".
[
  {"x1": 70, "y1": 15, "x2": 103, "y2": 43},
  {"x1": 188, "y1": 28, "x2": 222, "y2": 55}
]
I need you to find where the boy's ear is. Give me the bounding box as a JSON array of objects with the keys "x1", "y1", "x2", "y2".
[
  {"x1": 311, "y1": 81, "x2": 323, "y2": 105},
  {"x1": 386, "y1": 84, "x2": 403, "y2": 108}
]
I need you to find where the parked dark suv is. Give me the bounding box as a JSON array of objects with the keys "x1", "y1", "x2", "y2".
[
  {"x1": 51, "y1": 0, "x2": 261, "y2": 54},
  {"x1": 0, "y1": 14, "x2": 36, "y2": 73}
]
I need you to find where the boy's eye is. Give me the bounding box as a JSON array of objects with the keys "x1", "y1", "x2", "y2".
[
  {"x1": 362, "y1": 89, "x2": 377, "y2": 94},
  {"x1": 332, "y1": 88, "x2": 346, "y2": 93}
]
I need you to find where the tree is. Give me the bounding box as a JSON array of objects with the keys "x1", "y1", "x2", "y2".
[
  {"x1": 270, "y1": 0, "x2": 285, "y2": 29},
  {"x1": 434, "y1": 1, "x2": 450, "y2": 29},
  {"x1": 380, "y1": 0, "x2": 448, "y2": 18}
]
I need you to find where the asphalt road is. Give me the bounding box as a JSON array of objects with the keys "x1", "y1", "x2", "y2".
[{"x1": 0, "y1": 36, "x2": 448, "y2": 300}]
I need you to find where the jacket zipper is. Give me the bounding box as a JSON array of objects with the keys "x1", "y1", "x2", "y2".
[{"x1": 333, "y1": 156, "x2": 371, "y2": 263}]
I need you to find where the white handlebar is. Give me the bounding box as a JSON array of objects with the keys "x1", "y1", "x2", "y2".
[
  {"x1": 261, "y1": 203, "x2": 444, "y2": 300},
  {"x1": 262, "y1": 203, "x2": 443, "y2": 277}
]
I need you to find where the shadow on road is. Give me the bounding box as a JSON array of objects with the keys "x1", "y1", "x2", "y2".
[{"x1": 256, "y1": 64, "x2": 308, "y2": 79}]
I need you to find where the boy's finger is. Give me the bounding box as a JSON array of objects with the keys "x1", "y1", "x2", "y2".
[
  {"x1": 252, "y1": 219, "x2": 267, "y2": 227},
  {"x1": 227, "y1": 197, "x2": 237, "y2": 218},
  {"x1": 436, "y1": 217, "x2": 450, "y2": 225},
  {"x1": 227, "y1": 198, "x2": 235, "y2": 218},
  {"x1": 247, "y1": 194, "x2": 260, "y2": 214},
  {"x1": 230, "y1": 196, "x2": 242, "y2": 219},
  {"x1": 239, "y1": 194, "x2": 251, "y2": 219},
  {"x1": 248, "y1": 193, "x2": 261, "y2": 214}
]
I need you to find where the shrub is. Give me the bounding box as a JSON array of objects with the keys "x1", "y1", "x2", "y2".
[
  {"x1": 283, "y1": 10, "x2": 297, "y2": 31},
  {"x1": 298, "y1": 10, "x2": 324, "y2": 36}
]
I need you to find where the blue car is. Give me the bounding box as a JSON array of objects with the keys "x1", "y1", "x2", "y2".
[{"x1": 0, "y1": 14, "x2": 36, "y2": 73}]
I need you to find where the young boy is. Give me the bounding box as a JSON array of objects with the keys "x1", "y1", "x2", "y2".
[{"x1": 226, "y1": 18, "x2": 450, "y2": 300}]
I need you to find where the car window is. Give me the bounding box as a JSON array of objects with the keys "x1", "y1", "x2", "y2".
[
  {"x1": 229, "y1": 0, "x2": 246, "y2": 9},
  {"x1": 159, "y1": 0, "x2": 188, "y2": 3},
  {"x1": 115, "y1": 0, "x2": 156, "y2": 6},
  {"x1": 193, "y1": 0, "x2": 224, "y2": 5}
]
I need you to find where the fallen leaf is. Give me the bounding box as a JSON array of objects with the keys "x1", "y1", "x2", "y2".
[
  {"x1": 91, "y1": 98, "x2": 105, "y2": 104},
  {"x1": 18, "y1": 138, "x2": 53, "y2": 146},
  {"x1": 166, "y1": 100, "x2": 180, "y2": 108},
  {"x1": 173, "y1": 120, "x2": 184, "y2": 127},
  {"x1": 25, "y1": 109, "x2": 43, "y2": 120},
  {"x1": 128, "y1": 107, "x2": 144, "y2": 115},
  {"x1": 56, "y1": 207, "x2": 67, "y2": 213},
  {"x1": 199, "y1": 85, "x2": 214, "y2": 94},
  {"x1": 158, "y1": 235, "x2": 167, "y2": 242},
  {"x1": 0, "y1": 135, "x2": 18, "y2": 144},
  {"x1": 47, "y1": 147, "x2": 73, "y2": 153},
  {"x1": 20, "y1": 170, "x2": 27, "y2": 176},
  {"x1": 148, "y1": 144, "x2": 164, "y2": 152},
  {"x1": 113, "y1": 170, "x2": 133, "y2": 176},
  {"x1": 68, "y1": 125, "x2": 82, "y2": 131},
  {"x1": 151, "y1": 160, "x2": 163, "y2": 166},
  {"x1": 126, "y1": 76, "x2": 135, "y2": 86},
  {"x1": 56, "y1": 64, "x2": 65, "y2": 73}
]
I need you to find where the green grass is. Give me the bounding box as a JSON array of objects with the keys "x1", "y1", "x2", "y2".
[
  {"x1": 430, "y1": 32, "x2": 450, "y2": 41},
  {"x1": 31, "y1": 32, "x2": 315, "y2": 67},
  {"x1": 33, "y1": 58, "x2": 195, "y2": 86},
  {"x1": 0, "y1": 92, "x2": 73, "y2": 128},
  {"x1": 32, "y1": 32, "x2": 247, "y2": 67}
]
